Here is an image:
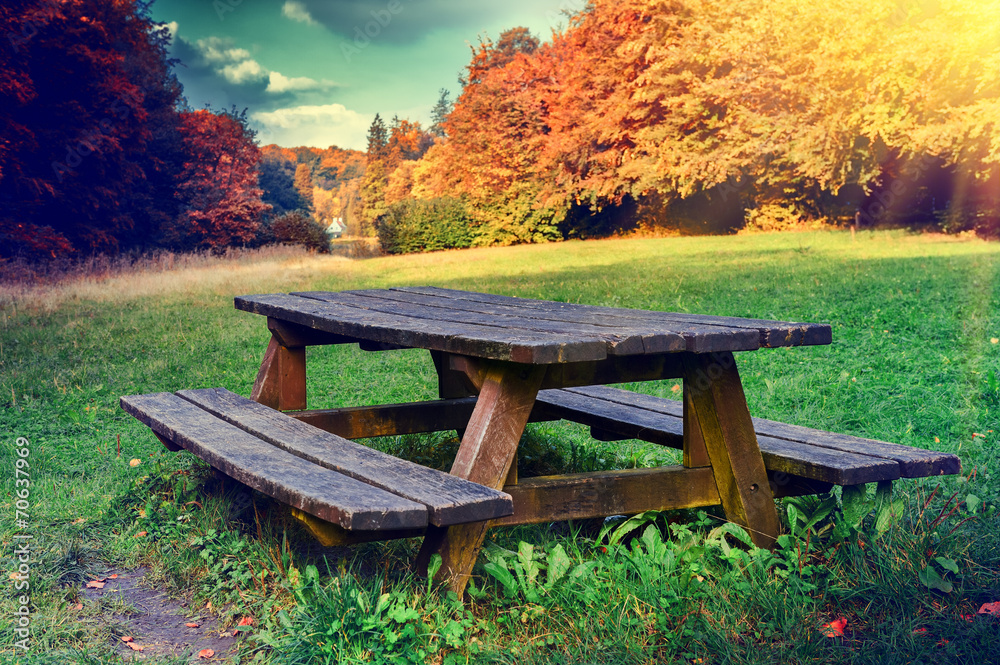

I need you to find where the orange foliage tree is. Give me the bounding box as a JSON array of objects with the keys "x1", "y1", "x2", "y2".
[{"x1": 171, "y1": 108, "x2": 270, "y2": 249}]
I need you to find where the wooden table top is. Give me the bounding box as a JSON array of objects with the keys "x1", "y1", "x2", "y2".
[{"x1": 235, "y1": 287, "x2": 831, "y2": 364}]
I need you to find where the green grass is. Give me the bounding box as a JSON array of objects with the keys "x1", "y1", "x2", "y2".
[{"x1": 2, "y1": 230, "x2": 999, "y2": 663}]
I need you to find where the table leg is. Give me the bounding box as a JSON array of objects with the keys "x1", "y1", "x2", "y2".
[
  {"x1": 251, "y1": 335, "x2": 307, "y2": 411},
  {"x1": 416, "y1": 361, "x2": 545, "y2": 595},
  {"x1": 682, "y1": 352, "x2": 779, "y2": 548}
]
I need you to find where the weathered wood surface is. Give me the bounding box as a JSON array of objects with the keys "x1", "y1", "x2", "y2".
[
  {"x1": 176, "y1": 388, "x2": 513, "y2": 526},
  {"x1": 682, "y1": 352, "x2": 780, "y2": 548},
  {"x1": 392, "y1": 286, "x2": 832, "y2": 350},
  {"x1": 250, "y1": 336, "x2": 307, "y2": 411},
  {"x1": 235, "y1": 288, "x2": 831, "y2": 365},
  {"x1": 537, "y1": 385, "x2": 960, "y2": 481},
  {"x1": 236, "y1": 293, "x2": 608, "y2": 365},
  {"x1": 120, "y1": 392, "x2": 427, "y2": 531},
  {"x1": 417, "y1": 361, "x2": 545, "y2": 595},
  {"x1": 317, "y1": 289, "x2": 689, "y2": 355}
]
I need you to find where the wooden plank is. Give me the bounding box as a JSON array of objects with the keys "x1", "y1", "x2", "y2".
[
  {"x1": 326, "y1": 289, "x2": 687, "y2": 355},
  {"x1": 560, "y1": 385, "x2": 958, "y2": 479},
  {"x1": 251, "y1": 336, "x2": 280, "y2": 409},
  {"x1": 389, "y1": 287, "x2": 761, "y2": 353},
  {"x1": 449, "y1": 353, "x2": 687, "y2": 392},
  {"x1": 119, "y1": 392, "x2": 427, "y2": 531},
  {"x1": 249, "y1": 335, "x2": 306, "y2": 411},
  {"x1": 394, "y1": 286, "x2": 830, "y2": 350},
  {"x1": 682, "y1": 352, "x2": 779, "y2": 548},
  {"x1": 417, "y1": 361, "x2": 545, "y2": 595},
  {"x1": 746, "y1": 419, "x2": 961, "y2": 478},
  {"x1": 267, "y1": 318, "x2": 357, "y2": 347},
  {"x1": 536, "y1": 388, "x2": 901, "y2": 485},
  {"x1": 235, "y1": 293, "x2": 608, "y2": 364},
  {"x1": 176, "y1": 388, "x2": 514, "y2": 526},
  {"x1": 290, "y1": 398, "x2": 480, "y2": 439},
  {"x1": 290, "y1": 508, "x2": 425, "y2": 547},
  {"x1": 278, "y1": 344, "x2": 306, "y2": 411},
  {"x1": 491, "y1": 466, "x2": 721, "y2": 525},
  {"x1": 683, "y1": 382, "x2": 711, "y2": 468}
]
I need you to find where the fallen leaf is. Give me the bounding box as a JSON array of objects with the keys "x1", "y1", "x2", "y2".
[
  {"x1": 820, "y1": 617, "x2": 847, "y2": 637},
  {"x1": 129, "y1": 458, "x2": 141, "y2": 467},
  {"x1": 934, "y1": 437, "x2": 940, "y2": 443},
  {"x1": 991, "y1": 338, "x2": 998, "y2": 344},
  {"x1": 913, "y1": 627, "x2": 928, "y2": 634},
  {"x1": 961, "y1": 614, "x2": 975, "y2": 622},
  {"x1": 185, "y1": 622, "x2": 200, "y2": 628},
  {"x1": 120, "y1": 636, "x2": 133, "y2": 643},
  {"x1": 206, "y1": 600, "x2": 212, "y2": 610},
  {"x1": 979, "y1": 601, "x2": 1000, "y2": 615},
  {"x1": 109, "y1": 574, "x2": 118, "y2": 579},
  {"x1": 125, "y1": 642, "x2": 144, "y2": 652},
  {"x1": 671, "y1": 384, "x2": 681, "y2": 393},
  {"x1": 237, "y1": 616, "x2": 255, "y2": 626},
  {"x1": 138, "y1": 509, "x2": 147, "y2": 517},
  {"x1": 135, "y1": 531, "x2": 147, "y2": 537},
  {"x1": 937, "y1": 639, "x2": 950, "y2": 646},
  {"x1": 198, "y1": 648, "x2": 215, "y2": 659},
  {"x1": 86, "y1": 581, "x2": 105, "y2": 589},
  {"x1": 72, "y1": 518, "x2": 86, "y2": 524},
  {"x1": 73, "y1": 602, "x2": 83, "y2": 610}
]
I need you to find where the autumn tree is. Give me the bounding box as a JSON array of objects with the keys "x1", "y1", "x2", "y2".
[
  {"x1": 171, "y1": 108, "x2": 270, "y2": 249},
  {"x1": 293, "y1": 162, "x2": 314, "y2": 212},
  {"x1": 0, "y1": 0, "x2": 184, "y2": 258}
]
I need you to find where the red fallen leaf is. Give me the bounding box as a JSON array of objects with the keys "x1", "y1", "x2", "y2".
[
  {"x1": 125, "y1": 642, "x2": 144, "y2": 652},
  {"x1": 120, "y1": 636, "x2": 133, "y2": 642},
  {"x1": 135, "y1": 531, "x2": 148, "y2": 537},
  {"x1": 820, "y1": 617, "x2": 847, "y2": 637},
  {"x1": 237, "y1": 616, "x2": 255, "y2": 626},
  {"x1": 937, "y1": 639, "x2": 950, "y2": 646},
  {"x1": 913, "y1": 627, "x2": 928, "y2": 634},
  {"x1": 86, "y1": 581, "x2": 105, "y2": 589},
  {"x1": 979, "y1": 601, "x2": 1000, "y2": 616},
  {"x1": 198, "y1": 648, "x2": 215, "y2": 659},
  {"x1": 72, "y1": 602, "x2": 83, "y2": 610},
  {"x1": 961, "y1": 614, "x2": 976, "y2": 622},
  {"x1": 109, "y1": 574, "x2": 118, "y2": 579},
  {"x1": 185, "y1": 622, "x2": 200, "y2": 628}
]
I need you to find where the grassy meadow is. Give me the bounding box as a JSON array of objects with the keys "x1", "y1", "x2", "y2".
[{"x1": 2, "y1": 230, "x2": 1000, "y2": 664}]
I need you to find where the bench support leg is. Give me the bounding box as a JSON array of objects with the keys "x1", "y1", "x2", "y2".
[
  {"x1": 416, "y1": 361, "x2": 545, "y2": 596},
  {"x1": 251, "y1": 336, "x2": 307, "y2": 411},
  {"x1": 683, "y1": 352, "x2": 779, "y2": 549}
]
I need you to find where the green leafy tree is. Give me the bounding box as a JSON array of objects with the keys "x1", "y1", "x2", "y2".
[{"x1": 360, "y1": 113, "x2": 388, "y2": 236}]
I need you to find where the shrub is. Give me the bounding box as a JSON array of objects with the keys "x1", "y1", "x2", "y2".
[
  {"x1": 264, "y1": 210, "x2": 330, "y2": 253},
  {"x1": 377, "y1": 197, "x2": 477, "y2": 254}
]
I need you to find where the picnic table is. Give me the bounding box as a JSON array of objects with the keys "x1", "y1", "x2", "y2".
[{"x1": 121, "y1": 287, "x2": 960, "y2": 595}]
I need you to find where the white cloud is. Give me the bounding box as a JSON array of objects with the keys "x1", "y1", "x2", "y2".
[
  {"x1": 195, "y1": 36, "x2": 252, "y2": 65},
  {"x1": 266, "y1": 71, "x2": 332, "y2": 94},
  {"x1": 220, "y1": 59, "x2": 267, "y2": 84},
  {"x1": 252, "y1": 104, "x2": 371, "y2": 150},
  {"x1": 282, "y1": 0, "x2": 318, "y2": 25},
  {"x1": 163, "y1": 21, "x2": 179, "y2": 39}
]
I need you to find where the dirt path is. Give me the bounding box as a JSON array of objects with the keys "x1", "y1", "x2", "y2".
[{"x1": 81, "y1": 567, "x2": 240, "y2": 663}]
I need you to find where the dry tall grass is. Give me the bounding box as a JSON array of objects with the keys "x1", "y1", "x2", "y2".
[{"x1": 0, "y1": 244, "x2": 370, "y2": 315}]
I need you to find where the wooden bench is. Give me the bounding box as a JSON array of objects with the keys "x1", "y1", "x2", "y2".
[
  {"x1": 120, "y1": 388, "x2": 514, "y2": 543},
  {"x1": 535, "y1": 385, "x2": 961, "y2": 491}
]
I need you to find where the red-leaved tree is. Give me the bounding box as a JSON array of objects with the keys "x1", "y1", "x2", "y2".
[{"x1": 171, "y1": 108, "x2": 270, "y2": 249}]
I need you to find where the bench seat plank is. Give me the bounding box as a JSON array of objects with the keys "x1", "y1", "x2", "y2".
[
  {"x1": 563, "y1": 385, "x2": 960, "y2": 479},
  {"x1": 120, "y1": 392, "x2": 427, "y2": 531},
  {"x1": 176, "y1": 388, "x2": 513, "y2": 526},
  {"x1": 535, "y1": 388, "x2": 898, "y2": 485}
]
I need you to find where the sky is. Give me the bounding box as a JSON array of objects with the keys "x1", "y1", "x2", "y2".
[{"x1": 150, "y1": 0, "x2": 583, "y2": 151}]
